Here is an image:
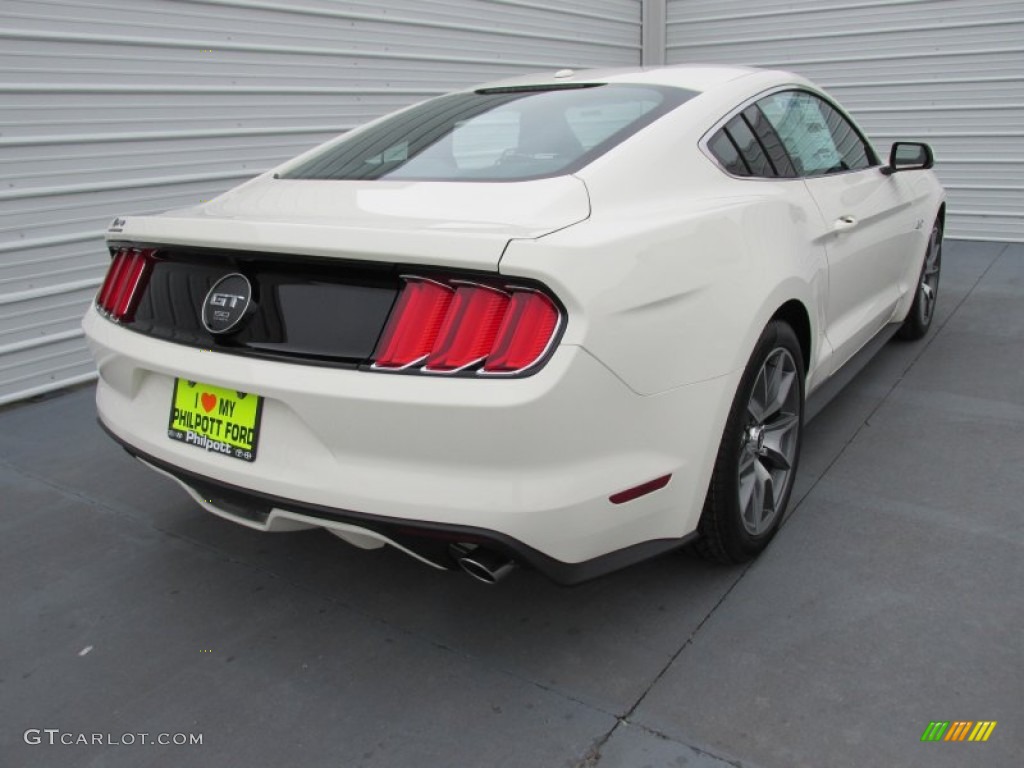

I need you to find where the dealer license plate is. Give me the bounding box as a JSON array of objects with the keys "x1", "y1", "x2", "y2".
[{"x1": 168, "y1": 379, "x2": 263, "y2": 462}]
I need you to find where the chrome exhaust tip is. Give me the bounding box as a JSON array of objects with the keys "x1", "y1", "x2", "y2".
[{"x1": 453, "y1": 546, "x2": 516, "y2": 584}]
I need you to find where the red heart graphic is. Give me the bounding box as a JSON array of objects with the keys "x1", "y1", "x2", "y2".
[{"x1": 201, "y1": 393, "x2": 217, "y2": 413}]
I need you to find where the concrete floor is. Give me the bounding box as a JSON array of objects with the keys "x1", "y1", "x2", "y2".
[{"x1": 1, "y1": 240, "x2": 1021, "y2": 768}]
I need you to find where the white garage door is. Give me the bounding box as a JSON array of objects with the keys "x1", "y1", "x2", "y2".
[
  {"x1": 666, "y1": 0, "x2": 1024, "y2": 243},
  {"x1": 0, "y1": 0, "x2": 642, "y2": 405}
]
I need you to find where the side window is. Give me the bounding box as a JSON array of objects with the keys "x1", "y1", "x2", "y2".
[
  {"x1": 724, "y1": 115, "x2": 775, "y2": 177},
  {"x1": 757, "y1": 91, "x2": 873, "y2": 176},
  {"x1": 705, "y1": 107, "x2": 796, "y2": 179},
  {"x1": 742, "y1": 105, "x2": 796, "y2": 177},
  {"x1": 706, "y1": 129, "x2": 750, "y2": 177}
]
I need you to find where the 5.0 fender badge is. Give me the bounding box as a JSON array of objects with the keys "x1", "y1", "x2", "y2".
[{"x1": 202, "y1": 273, "x2": 253, "y2": 334}]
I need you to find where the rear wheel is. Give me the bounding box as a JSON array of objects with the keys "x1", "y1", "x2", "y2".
[
  {"x1": 697, "y1": 321, "x2": 804, "y2": 564},
  {"x1": 896, "y1": 219, "x2": 942, "y2": 341}
]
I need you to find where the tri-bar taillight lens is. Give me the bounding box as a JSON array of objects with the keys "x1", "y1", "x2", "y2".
[
  {"x1": 372, "y1": 276, "x2": 562, "y2": 376},
  {"x1": 96, "y1": 247, "x2": 156, "y2": 322}
]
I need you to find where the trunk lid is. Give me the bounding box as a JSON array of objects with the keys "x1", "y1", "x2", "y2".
[{"x1": 108, "y1": 174, "x2": 591, "y2": 270}]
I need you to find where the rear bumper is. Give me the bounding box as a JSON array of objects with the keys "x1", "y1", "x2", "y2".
[
  {"x1": 102, "y1": 423, "x2": 695, "y2": 585},
  {"x1": 84, "y1": 307, "x2": 738, "y2": 581}
]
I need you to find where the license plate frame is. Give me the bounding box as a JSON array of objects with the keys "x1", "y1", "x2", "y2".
[{"x1": 167, "y1": 378, "x2": 263, "y2": 462}]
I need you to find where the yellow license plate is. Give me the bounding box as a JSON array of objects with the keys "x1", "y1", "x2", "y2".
[{"x1": 168, "y1": 379, "x2": 263, "y2": 462}]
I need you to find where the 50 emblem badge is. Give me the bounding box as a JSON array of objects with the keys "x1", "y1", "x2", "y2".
[{"x1": 202, "y1": 273, "x2": 253, "y2": 334}]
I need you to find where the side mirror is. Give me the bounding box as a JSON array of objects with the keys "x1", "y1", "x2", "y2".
[{"x1": 881, "y1": 141, "x2": 934, "y2": 175}]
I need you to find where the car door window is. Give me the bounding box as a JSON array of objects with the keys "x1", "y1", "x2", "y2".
[{"x1": 757, "y1": 91, "x2": 873, "y2": 176}]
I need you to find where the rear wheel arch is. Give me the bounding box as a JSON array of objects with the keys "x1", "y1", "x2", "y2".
[{"x1": 771, "y1": 300, "x2": 811, "y2": 372}]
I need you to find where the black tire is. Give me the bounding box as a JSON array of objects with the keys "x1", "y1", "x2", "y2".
[
  {"x1": 896, "y1": 218, "x2": 943, "y2": 341},
  {"x1": 696, "y1": 320, "x2": 805, "y2": 564}
]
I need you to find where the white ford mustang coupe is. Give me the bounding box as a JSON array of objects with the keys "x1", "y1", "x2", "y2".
[{"x1": 83, "y1": 64, "x2": 944, "y2": 584}]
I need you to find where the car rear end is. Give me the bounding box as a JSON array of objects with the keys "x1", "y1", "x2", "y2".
[
  {"x1": 83, "y1": 231, "x2": 710, "y2": 583},
  {"x1": 82, "y1": 76, "x2": 727, "y2": 583}
]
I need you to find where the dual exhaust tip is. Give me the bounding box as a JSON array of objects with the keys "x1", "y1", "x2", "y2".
[{"x1": 451, "y1": 544, "x2": 515, "y2": 584}]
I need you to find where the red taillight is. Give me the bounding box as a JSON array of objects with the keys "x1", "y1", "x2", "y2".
[
  {"x1": 96, "y1": 252, "x2": 129, "y2": 310},
  {"x1": 424, "y1": 284, "x2": 510, "y2": 372},
  {"x1": 372, "y1": 278, "x2": 454, "y2": 369},
  {"x1": 109, "y1": 252, "x2": 148, "y2": 318},
  {"x1": 372, "y1": 275, "x2": 562, "y2": 376},
  {"x1": 482, "y1": 291, "x2": 559, "y2": 374},
  {"x1": 96, "y1": 247, "x2": 156, "y2": 322}
]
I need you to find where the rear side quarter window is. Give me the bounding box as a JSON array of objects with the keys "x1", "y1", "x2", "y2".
[
  {"x1": 705, "y1": 107, "x2": 796, "y2": 179},
  {"x1": 706, "y1": 130, "x2": 750, "y2": 176}
]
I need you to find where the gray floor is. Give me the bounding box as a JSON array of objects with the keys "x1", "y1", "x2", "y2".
[{"x1": 1, "y1": 240, "x2": 1021, "y2": 768}]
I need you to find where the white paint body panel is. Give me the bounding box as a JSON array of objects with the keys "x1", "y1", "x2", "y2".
[{"x1": 805, "y1": 169, "x2": 929, "y2": 373}]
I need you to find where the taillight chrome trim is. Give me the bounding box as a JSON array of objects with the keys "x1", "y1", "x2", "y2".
[
  {"x1": 369, "y1": 355, "x2": 430, "y2": 372},
  {"x1": 420, "y1": 357, "x2": 489, "y2": 375},
  {"x1": 370, "y1": 274, "x2": 564, "y2": 378},
  {"x1": 114, "y1": 249, "x2": 150, "y2": 321},
  {"x1": 396, "y1": 274, "x2": 451, "y2": 291},
  {"x1": 477, "y1": 286, "x2": 564, "y2": 377}
]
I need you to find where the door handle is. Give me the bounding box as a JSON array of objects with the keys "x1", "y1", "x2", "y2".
[{"x1": 834, "y1": 215, "x2": 858, "y2": 232}]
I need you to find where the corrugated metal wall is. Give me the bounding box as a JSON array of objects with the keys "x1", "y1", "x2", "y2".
[
  {"x1": 665, "y1": 0, "x2": 1024, "y2": 243},
  {"x1": 5, "y1": 0, "x2": 1020, "y2": 405},
  {"x1": 0, "y1": 0, "x2": 642, "y2": 405}
]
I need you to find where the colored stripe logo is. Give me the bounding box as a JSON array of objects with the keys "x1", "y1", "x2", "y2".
[{"x1": 921, "y1": 721, "x2": 997, "y2": 742}]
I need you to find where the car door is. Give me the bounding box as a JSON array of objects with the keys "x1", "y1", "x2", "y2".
[{"x1": 758, "y1": 90, "x2": 919, "y2": 373}]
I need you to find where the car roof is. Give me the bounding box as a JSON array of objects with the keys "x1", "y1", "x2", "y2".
[{"x1": 472, "y1": 63, "x2": 795, "y2": 94}]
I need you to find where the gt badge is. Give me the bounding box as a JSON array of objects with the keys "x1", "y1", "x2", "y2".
[{"x1": 202, "y1": 273, "x2": 253, "y2": 334}]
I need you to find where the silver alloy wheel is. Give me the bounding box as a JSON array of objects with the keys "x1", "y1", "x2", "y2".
[
  {"x1": 918, "y1": 225, "x2": 942, "y2": 325},
  {"x1": 738, "y1": 347, "x2": 800, "y2": 536}
]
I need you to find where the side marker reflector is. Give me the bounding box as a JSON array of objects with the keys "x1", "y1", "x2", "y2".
[{"x1": 609, "y1": 474, "x2": 672, "y2": 505}]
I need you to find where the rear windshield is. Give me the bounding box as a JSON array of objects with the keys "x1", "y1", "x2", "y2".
[{"x1": 281, "y1": 83, "x2": 696, "y2": 182}]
